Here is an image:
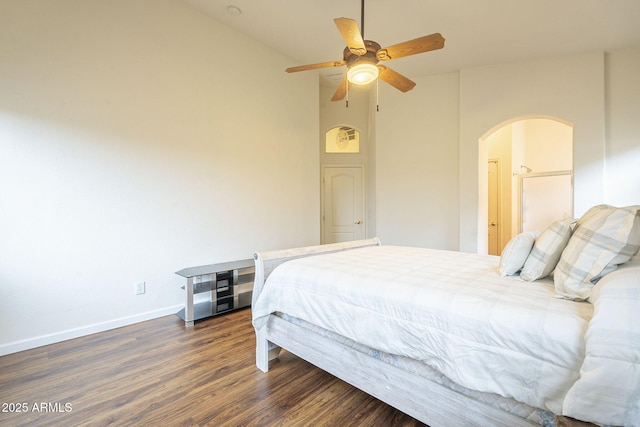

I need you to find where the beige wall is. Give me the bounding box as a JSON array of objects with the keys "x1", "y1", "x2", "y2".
[
  {"x1": 375, "y1": 72, "x2": 460, "y2": 249},
  {"x1": 0, "y1": 0, "x2": 319, "y2": 354},
  {"x1": 605, "y1": 49, "x2": 640, "y2": 206},
  {"x1": 375, "y1": 49, "x2": 639, "y2": 253},
  {"x1": 522, "y1": 119, "x2": 573, "y2": 172}
]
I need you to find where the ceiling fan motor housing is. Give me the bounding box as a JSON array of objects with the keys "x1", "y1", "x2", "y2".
[{"x1": 344, "y1": 40, "x2": 382, "y2": 69}]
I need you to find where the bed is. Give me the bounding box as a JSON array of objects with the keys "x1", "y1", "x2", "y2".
[{"x1": 251, "y1": 205, "x2": 640, "y2": 427}]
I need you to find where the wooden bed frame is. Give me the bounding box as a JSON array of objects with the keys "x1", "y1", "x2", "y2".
[{"x1": 252, "y1": 238, "x2": 544, "y2": 426}]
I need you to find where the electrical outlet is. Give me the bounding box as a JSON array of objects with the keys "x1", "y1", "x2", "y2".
[{"x1": 135, "y1": 281, "x2": 146, "y2": 295}]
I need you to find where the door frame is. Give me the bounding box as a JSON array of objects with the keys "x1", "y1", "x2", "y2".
[
  {"x1": 320, "y1": 164, "x2": 366, "y2": 244},
  {"x1": 487, "y1": 158, "x2": 502, "y2": 255}
]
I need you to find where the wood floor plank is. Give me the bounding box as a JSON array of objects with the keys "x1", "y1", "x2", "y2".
[{"x1": 0, "y1": 308, "x2": 426, "y2": 426}]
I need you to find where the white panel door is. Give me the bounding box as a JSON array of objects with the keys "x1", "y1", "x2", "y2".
[{"x1": 322, "y1": 167, "x2": 364, "y2": 244}]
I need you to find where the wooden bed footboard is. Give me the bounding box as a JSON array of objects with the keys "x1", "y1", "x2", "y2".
[
  {"x1": 252, "y1": 237, "x2": 381, "y2": 308},
  {"x1": 252, "y1": 238, "x2": 381, "y2": 372}
]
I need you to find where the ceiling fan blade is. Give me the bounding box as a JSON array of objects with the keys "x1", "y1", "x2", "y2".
[
  {"x1": 376, "y1": 33, "x2": 445, "y2": 61},
  {"x1": 378, "y1": 66, "x2": 416, "y2": 92},
  {"x1": 334, "y1": 18, "x2": 367, "y2": 56},
  {"x1": 331, "y1": 75, "x2": 348, "y2": 101},
  {"x1": 286, "y1": 60, "x2": 346, "y2": 73}
]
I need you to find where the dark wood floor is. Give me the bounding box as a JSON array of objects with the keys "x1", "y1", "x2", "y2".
[{"x1": 0, "y1": 308, "x2": 426, "y2": 426}]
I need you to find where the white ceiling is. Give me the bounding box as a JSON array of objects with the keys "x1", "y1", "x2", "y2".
[{"x1": 183, "y1": 0, "x2": 640, "y2": 85}]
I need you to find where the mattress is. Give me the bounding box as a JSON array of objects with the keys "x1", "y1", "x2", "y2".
[{"x1": 252, "y1": 245, "x2": 594, "y2": 416}]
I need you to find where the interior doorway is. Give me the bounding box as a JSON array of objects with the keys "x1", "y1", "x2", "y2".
[
  {"x1": 480, "y1": 117, "x2": 573, "y2": 255},
  {"x1": 321, "y1": 166, "x2": 365, "y2": 244}
]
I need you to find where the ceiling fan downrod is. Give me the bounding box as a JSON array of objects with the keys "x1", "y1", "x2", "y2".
[{"x1": 360, "y1": 0, "x2": 365, "y2": 39}]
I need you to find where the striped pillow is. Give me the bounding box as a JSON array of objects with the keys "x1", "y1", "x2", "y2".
[
  {"x1": 554, "y1": 204, "x2": 640, "y2": 301},
  {"x1": 520, "y1": 218, "x2": 575, "y2": 281}
]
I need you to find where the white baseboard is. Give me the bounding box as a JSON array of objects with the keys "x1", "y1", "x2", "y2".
[{"x1": 0, "y1": 305, "x2": 183, "y2": 356}]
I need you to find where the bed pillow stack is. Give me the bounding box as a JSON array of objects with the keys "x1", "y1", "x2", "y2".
[
  {"x1": 553, "y1": 204, "x2": 640, "y2": 300},
  {"x1": 508, "y1": 204, "x2": 640, "y2": 301}
]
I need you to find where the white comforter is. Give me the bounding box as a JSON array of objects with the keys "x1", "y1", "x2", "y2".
[
  {"x1": 252, "y1": 245, "x2": 594, "y2": 417},
  {"x1": 562, "y1": 257, "x2": 640, "y2": 426}
]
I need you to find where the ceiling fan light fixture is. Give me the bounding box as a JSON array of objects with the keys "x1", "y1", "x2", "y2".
[{"x1": 347, "y1": 63, "x2": 379, "y2": 85}]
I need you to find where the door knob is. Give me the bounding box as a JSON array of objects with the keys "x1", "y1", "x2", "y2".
[
  {"x1": 355, "y1": 220, "x2": 362, "y2": 224},
  {"x1": 490, "y1": 222, "x2": 497, "y2": 226}
]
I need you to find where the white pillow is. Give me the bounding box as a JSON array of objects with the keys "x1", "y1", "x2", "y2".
[
  {"x1": 520, "y1": 218, "x2": 575, "y2": 281},
  {"x1": 499, "y1": 231, "x2": 539, "y2": 276},
  {"x1": 554, "y1": 204, "x2": 640, "y2": 301}
]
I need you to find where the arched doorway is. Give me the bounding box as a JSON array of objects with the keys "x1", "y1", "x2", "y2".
[{"x1": 479, "y1": 117, "x2": 573, "y2": 255}]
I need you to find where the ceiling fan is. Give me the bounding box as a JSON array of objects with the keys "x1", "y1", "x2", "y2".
[{"x1": 285, "y1": 0, "x2": 445, "y2": 102}]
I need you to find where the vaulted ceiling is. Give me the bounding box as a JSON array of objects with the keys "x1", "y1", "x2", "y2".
[{"x1": 183, "y1": 0, "x2": 640, "y2": 86}]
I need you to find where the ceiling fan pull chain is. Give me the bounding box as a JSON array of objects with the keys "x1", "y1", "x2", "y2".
[
  {"x1": 346, "y1": 81, "x2": 350, "y2": 108},
  {"x1": 376, "y1": 78, "x2": 379, "y2": 112}
]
